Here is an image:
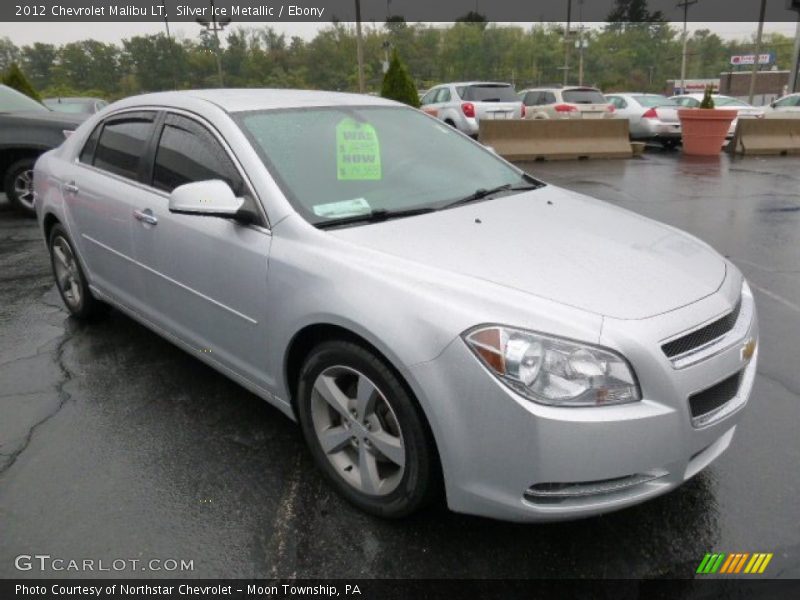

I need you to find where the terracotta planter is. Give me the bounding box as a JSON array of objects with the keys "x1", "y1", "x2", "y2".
[{"x1": 678, "y1": 108, "x2": 737, "y2": 156}]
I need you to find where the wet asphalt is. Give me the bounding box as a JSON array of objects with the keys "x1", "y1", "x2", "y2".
[{"x1": 0, "y1": 150, "x2": 799, "y2": 579}]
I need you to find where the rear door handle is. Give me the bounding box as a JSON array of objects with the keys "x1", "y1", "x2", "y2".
[
  {"x1": 133, "y1": 209, "x2": 158, "y2": 226},
  {"x1": 63, "y1": 182, "x2": 79, "y2": 195}
]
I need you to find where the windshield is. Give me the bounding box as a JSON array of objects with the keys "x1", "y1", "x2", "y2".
[
  {"x1": 460, "y1": 85, "x2": 518, "y2": 102},
  {"x1": 236, "y1": 106, "x2": 535, "y2": 226},
  {"x1": 45, "y1": 100, "x2": 93, "y2": 114},
  {"x1": 714, "y1": 97, "x2": 751, "y2": 107},
  {"x1": 563, "y1": 89, "x2": 606, "y2": 104},
  {"x1": 632, "y1": 95, "x2": 678, "y2": 108},
  {"x1": 0, "y1": 84, "x2": 48, "y2": 113}
]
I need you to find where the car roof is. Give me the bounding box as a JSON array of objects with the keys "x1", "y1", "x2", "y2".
[
  {"x1": 44, "y1": 97, "x2": 103, "y2": 102},
  {"x1": 442, "y1": 81, "x2": 513, "y2": 87},
  {"x1": 110, "y1": 88, "x2": 400, "y2": 113},
  {"x1": 522, "y1": 86, "x2": 600, "y2": 92}
]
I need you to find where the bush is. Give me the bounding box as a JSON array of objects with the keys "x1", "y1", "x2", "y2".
[
  {"x1": 380, "y1": 49, "x2": 420, "y2": 108},
  {"x1": 3, "y1": 63, "x2": 42, "y2": 102},
  {"x1": 699, "y1": 86, "x2": 715, "y2": 109}
]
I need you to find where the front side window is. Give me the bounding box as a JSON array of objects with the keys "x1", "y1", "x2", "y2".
[
  {"x1": 236, "y1": 106, "x2": 537, "y2": 227},
  {"x1": 93, "y1": 113, "x2": 156, "y2": 181},
  {"x1": 152, "y1": 114, "x2": 244, "y2": 195}
]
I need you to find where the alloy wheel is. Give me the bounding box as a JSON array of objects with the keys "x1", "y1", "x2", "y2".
[
  {"x1": 13, "y1": 169, "x2": 35, "y2": 211},
  {"x1": 52, "y1": 236, "x2": 82, "y2": 309},
  {"x1": 310, "y1": 365, "x2": 406, "y2": 496}
]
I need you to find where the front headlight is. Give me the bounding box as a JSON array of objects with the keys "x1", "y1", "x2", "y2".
[{"x1": 463, "y1": 325, "x2": 641, "y2": 407}]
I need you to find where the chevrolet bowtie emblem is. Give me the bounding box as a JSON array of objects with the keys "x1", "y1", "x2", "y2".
[{"x1": 741, "y1": 338, "x2": 757, "y2": 361}]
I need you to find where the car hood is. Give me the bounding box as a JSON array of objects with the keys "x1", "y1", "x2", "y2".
[
  {"x1": 0, "y1": 110, "x2": 86, "y2": 127},
  {"x1": 329, "y1": 186, "x2": 727, "y2": 320}
]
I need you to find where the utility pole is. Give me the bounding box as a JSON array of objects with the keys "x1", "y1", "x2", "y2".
[
  {"x1": 355, "y1": 0, "x2": 365, "y2": 93},
  {"x1": 563, "y1": 0, "x2": 572, "y2": 86},
  {"x1": 791, "y1": 16, "x2": 800, "y2": 93},
  {"x1": 677, "y1": 0, "x2": 698, "y2": 94},
  {"x1": 748, "y1": 0, "x2": 767, "y2": 105},
  {"x1": 575, "y1": 25, "x2": 588, "y2": 86},
  {"x1": 196, "y1": 0, "x2": 231, "y2": 88}
]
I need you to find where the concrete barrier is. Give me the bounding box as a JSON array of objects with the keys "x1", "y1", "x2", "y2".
[
  {"x1": 478, "y1": 119, "x2": 633, "y2": 161},
  {"x1": 728, "y1": 118, "x2": 800, "y2": 156}
]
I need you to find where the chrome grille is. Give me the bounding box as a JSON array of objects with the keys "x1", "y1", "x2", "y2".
[
  {"x1": 689, "y1": 371, "x2": 742, "y2": 420},
  {"x1": 662, "y1": 299, "x2": 742, "y2": 359}
]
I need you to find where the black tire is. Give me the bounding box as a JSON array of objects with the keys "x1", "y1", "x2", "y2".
[
  {"x1": 296, "y1": 340, "x2": 437, "y2": 518},
  {"x1": 3, "y1": 157, "x2": 38, "y2": 217},
  {"x1": 660, "y1": 139, "x2": 680, "y2": 150},
  {"x1": 48, "y1": 224, "x2": 104, "y2": 319}
]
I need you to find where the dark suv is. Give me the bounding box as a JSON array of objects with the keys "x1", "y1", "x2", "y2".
[{"x1": 1, "y1": 84, "x2": 87, "y2": 216}]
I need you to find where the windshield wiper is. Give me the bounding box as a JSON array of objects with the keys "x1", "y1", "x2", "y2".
[
  {"x1": 442, "y1": 180, "x2": 543, "y2": 210},
  {"x1": 316, "y1": 206, "x2": 437, "y2": 229}
]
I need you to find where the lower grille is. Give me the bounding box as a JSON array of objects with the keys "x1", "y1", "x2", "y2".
[
  {"x1": 689, "y1": 371, "x2": 742, "y2": 420},
  {"x1": 524, "y1": 472, "x2": 664, "y2": 504}
]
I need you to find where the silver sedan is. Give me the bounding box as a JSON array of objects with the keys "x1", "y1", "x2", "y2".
[
  {"x1": 605, "y1": 93, "x2": 682, "y2": 148},
  {"x1": 35, "y1": 90, "x2": 758, "y2": 521}
]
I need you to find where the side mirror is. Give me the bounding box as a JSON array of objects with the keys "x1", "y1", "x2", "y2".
[{"x1": 168, "y1": 180, "x2": 247, "y2": 220}]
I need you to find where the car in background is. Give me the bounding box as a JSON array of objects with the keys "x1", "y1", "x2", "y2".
[
  {"x1": 519, "y1": 86, "x2": 615, "y2": 120},
  {"x1": 419, "y1": 82, "x2": 523, "y2": 137},
  {"x1": 0, "y1": 84, "x2": 85, "y2": 216},
  {"x1": 670, "y1": 94, "x2": 764, "y2": 137},
  {"x1": 765, "y1": 93, "x2": 800, "y2": 114},
  {"x1": 44, "y1": 97, "x2": 108, "y2": 115},
  {"x1": 605, "y1": 93, "x2": 682, "y2": 148}
]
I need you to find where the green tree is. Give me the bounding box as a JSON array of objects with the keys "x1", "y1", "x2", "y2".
[
  {"x1": 0, "y1": 37, "x2": 19, "y2": 72},
  {"x1": 21, "y1": 43, "x2": 57, "y2": 90},
  {"x1": 380, "y1": 49, "x2": 419, "y2": 107},
  {"x1": 3, "y1": 62, "x2": 41, "y2": 102}
]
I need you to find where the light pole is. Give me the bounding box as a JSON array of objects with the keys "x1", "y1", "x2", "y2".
[
  {"x1": 196, "y1": 0, "x2": 231, "y2": 88},
  {"x1": 355, "y1": 0, "x2": 365, "y2": 93},
  {"x1": 563, "y1": 0, "x2": 572, "y2": 86},
  {"x1": 677, "y1": 0, "x2": 698, "y2": 94},
  {"x1": 747, "y1": 0, "x2": 767, "y2": 105}
]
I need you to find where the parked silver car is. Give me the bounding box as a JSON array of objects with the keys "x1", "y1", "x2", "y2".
[
  {"x1": 605, "y1": 93, "x2": 682, "y2": 148},
  {"x1": 35, "y1": 90, "x2": 758, "y2": 522},
  {"x1": 419, "y1": 82, "x2": 523, "y2": 137},
  {"x1": 670, "y1": 94, "x2": 764, "y2": 138}
]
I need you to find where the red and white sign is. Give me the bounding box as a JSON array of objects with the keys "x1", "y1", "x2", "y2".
[{"x1": 730, "y1": 54, "x2": 773, "y2": 66}]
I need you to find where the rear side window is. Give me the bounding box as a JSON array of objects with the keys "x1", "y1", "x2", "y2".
[
  {"x1": 632, "y1": 95, "x2": 677, "y2": 108},
  {"x1": 79, "y1": 124, "x2": 102, "y2": 164},
  {"x1": 523, "y1": 91, "x2": 540, "y2": 105},
  {"x1": 461, "y1": 85, "x2": 518, "y2": 102},
  {"x1": 542, "y1": 92, "x2": 557, "y2": 104},
  {"x1": 562, "y1": 89, "x2": 606, "y2": 104},
  {"x1": 436, "y1": 88, "x2": 451, "y2": 103},
  {"x1": 152, "y1": 113, "x2": 243, "y2": 195},
  {"x1": 420, "y1": 89, "x2": 438, "y2": 105},
  {"x1": 93, "y1": 113, "x2": 156, "y2": 181}
]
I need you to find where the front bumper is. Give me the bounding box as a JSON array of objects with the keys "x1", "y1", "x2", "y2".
[{"x1": 406, "y1": 279, "x2": 757, "y2": 522}]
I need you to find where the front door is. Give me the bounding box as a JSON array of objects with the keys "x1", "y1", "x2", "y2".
[{"x1": 130, "y1": 112, "x2": 273, "y2": 389}]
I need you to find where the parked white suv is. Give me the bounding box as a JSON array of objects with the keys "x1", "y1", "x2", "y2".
[
  {"x1": 519, "y1": 86, "x2": 615, "y2": 120},
  {"x1": 419, "y1": 82, "x2": 523, "y2": 137}
]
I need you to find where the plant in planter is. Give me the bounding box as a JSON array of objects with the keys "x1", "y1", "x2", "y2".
[{"x1": 678, "y1": 85, "x2": 737, "y2": 156}]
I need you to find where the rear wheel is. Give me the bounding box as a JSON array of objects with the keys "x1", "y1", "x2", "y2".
[
  {"x1": 660, "y1": 139, "x2": 680, "y2": 150},
  {"x1": 296, "y1": 340, "x2": 436, "y2": 518},
  {"x1": 48, "y1": 224, "x2": 104, "y2": 319},
  {"x1": 3, "y1": 158, "x2": 37, "y2": 217}
]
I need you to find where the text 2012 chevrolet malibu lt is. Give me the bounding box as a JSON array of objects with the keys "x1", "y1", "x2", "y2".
[{"x1": 34, "y1": 90, "x2": 758, "y2": 521}]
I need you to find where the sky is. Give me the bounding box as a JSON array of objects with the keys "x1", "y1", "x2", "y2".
[{"x1": 0, "y1": 21, "x2": 798, "y2": 47}]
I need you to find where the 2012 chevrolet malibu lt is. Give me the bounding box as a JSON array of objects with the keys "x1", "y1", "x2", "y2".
[{"x1": 34, "y1": 90, "x2": 758, "y2": 521}]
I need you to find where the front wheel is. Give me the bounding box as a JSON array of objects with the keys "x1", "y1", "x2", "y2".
[
  {"x1": 296, "y1": 341, "x2": 437, "y2": 518},
  {"x1": 3, "y1": 158, "x2": 38, "y2": 217}
]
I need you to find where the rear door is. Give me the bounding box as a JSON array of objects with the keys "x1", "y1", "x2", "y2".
[
  {"x1": 130, "y1": 111, "x2": 273, "y2": 387},
  {"x1": 65, "y1": 111, "x2": 157, "y2": 312},
  {"x1": 420, "y1": 88, "x2": 442, "y2": 118}
]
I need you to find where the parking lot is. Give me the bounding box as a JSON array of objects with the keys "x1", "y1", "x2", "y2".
[{"x1": 1, "y1": 150, "x2": 798, "y2": 579}]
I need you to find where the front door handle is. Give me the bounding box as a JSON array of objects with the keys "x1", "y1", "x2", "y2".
[
  {"x1": 63, "y1": 182, "x2": 79, "y2": 195},
  {"x1": 133, "y1": 209, "x2": 158, "y2": 226}
]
